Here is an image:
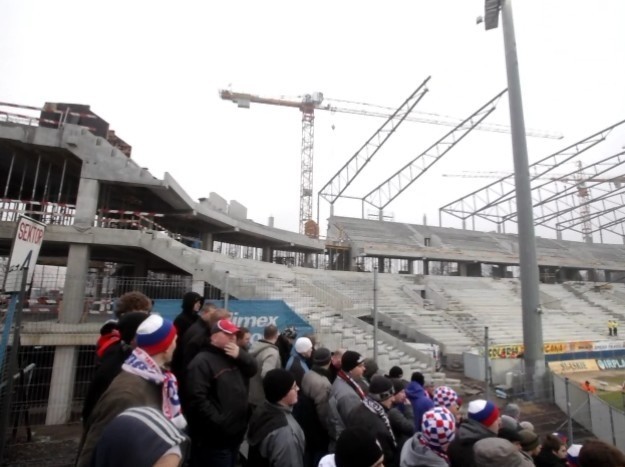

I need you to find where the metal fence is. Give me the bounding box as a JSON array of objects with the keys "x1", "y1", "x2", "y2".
[
  {"x1": 553, "y1": 372, "x2": 625, "y2": 450},
  {"x1": 0, "y1": 265, "x2": 448, "y2": 465}
]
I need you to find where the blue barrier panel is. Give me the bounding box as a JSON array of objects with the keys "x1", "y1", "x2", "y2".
[{"x1": 152, "y1": 299, "x2": 314, "y2": 341}]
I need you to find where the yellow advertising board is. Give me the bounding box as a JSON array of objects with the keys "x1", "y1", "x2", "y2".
[
  {"x1": 489, "y1": 342, "x2": 570, "y2": 359},
  {"x1": 548, "y1": 359, "x2": 599, "y2": 374},
  {"x1": 569, "y1": 341, "x2": 594, "y2": 352}
]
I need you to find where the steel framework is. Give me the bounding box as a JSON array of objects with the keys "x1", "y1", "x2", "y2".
[
  {"x1": 317, "y1": 76, "x2": 431, "y2": 220},
  {"x1": 361, "y1": 89, "x2": 508, "y2": 212},
  {"x1": 439, "y1": 119, "x2": 625, "y2": 241}
]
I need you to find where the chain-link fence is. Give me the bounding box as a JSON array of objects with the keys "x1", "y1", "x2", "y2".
[{"x1": 553, "y1": 373, "x2": 625, "y2": 450}]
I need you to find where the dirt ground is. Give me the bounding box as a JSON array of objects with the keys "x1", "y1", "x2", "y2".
[
  {"x1": 563, "y1": 369, "x2": 625, "y2": 392},
  {"x1": 1, "y1": 423, "x2": 81, "y2": 467}
]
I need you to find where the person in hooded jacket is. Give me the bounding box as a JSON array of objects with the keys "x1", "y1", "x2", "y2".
[
  {"x1": 401, "y1": 406, "x2": 456, "y2": 467},
  {"x1": 447, "y1": 399, "x2": 501, "y2": 467},
  {"x1": 247, "y1": 368, "x2": 305, "y2": 467},
  {"x1": 405, "y1": 372, "x2": 434, "y2": 430},
  {"x1": 286, "y1": 337, "x2": 313, "y2": 387},
  {"x1": 534, "y1": 434, "x2": 568, "y2": 467},
  {"x1": 248, "y1": 324, "x2": 282, "y2": 411},
  {"x1": 172, "y1": 291, "x2": 204, "y2": 340}
]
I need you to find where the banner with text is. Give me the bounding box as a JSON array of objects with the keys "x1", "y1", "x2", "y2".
[
  {"x1": 596, "y1": 358, "x2": 625, "y2": 371},
  {"x1": 548, "y1": 359, "x2": 599, "y2": 374},
  {"x1": 488, "y1": 342, "x2": 570, "y2": 359}
]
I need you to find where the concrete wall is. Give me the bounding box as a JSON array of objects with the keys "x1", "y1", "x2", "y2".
[{"x1": 464, "y1": 351, "x2": 524, "y2": 385}]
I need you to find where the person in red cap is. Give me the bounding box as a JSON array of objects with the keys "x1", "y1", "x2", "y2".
[
  {"x1": 76, "y1": 314, "x2": 182, "y2": 467},
  {"x1": 185, "y1": 318, "x2": 258, "y2": 467}
]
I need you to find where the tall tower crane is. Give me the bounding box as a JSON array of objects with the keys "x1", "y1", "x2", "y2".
[{"x1": 220, "y1": 89, "x2": 563, "y2": 235}]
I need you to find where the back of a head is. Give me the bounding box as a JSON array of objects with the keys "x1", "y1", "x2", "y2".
[
  {"x1": 388, "y1": 365, "x2": 403, "y2": 379},
  {"x1": 363, "y1": 358, "x2": 379, "y2": 379},
  {"x1": 411, "y1": 371, "x2": 425, "y2": 386},
  {"x1": 335, "y1": 427, "x2": 384, "y2": 467},
  {"x1": 503, "y1": 402, "x2": 521, "y2": 419},
  {"x1": 181, "y1": 291, "x2": 204, "y2": 312},
  {"x1": 579, "y1": 439, "x2": 625, "y2": 467},
  {"x1": 118, "y1": 311, "x2": 150, "y2": 343},
  {"x1": 115, "y1": 291, "x2": 151, "y2": 318},
  {"x1": 542, "y1": 433, "x2": 564, "y2": 452},
  {"x1": 264, "y1": 324, "x2": 279, "y2": 340}
]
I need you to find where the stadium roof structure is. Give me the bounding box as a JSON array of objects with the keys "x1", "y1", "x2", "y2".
[
  {"x1": 439, "y1": 119, "x2": 625, "y2": 243},
  {"x1": 328, "y1": 215, "x2": 625, "y2": 271}
]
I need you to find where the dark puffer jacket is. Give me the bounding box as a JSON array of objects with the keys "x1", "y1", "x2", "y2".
[{"x1": 447, "y1": 419, "x2": 496, "y2": 467}]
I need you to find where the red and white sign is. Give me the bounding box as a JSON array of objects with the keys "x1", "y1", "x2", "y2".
[{"x1": 4, "y1": 216, "x2": 46, "y2": 292}]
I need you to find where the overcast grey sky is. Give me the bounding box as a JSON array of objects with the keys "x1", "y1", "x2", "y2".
[{"x1": 1, "y1": 1, "x2": 624, "y2": 241}]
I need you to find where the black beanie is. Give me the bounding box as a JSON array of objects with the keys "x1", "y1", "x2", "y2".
[
  {"x1": 263, "y1": 369, "x2": 295, "y2": 404},
  {"x1": 368, "y1": 375, "x2": 395, "y2": 402},
  {"x1": 341, "y1": 351, "x2": 364, "y2": 372},
  {"x1": 335, "y1": 427, "x2": 383, "y2": 467},
  {"x1": 118, "y1": 311, "x2": 150, "y2": 343}
]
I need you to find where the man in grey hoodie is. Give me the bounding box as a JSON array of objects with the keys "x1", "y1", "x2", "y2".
[
  {"x1": 248, "y1": 325, "x2": 281, "y2": 410},
  {"x1": 401, "y1": 407, "x2": 456, "y2": 467},
  {"x1": 247, "y1": 368, "x2": 306, "y2": 467}
]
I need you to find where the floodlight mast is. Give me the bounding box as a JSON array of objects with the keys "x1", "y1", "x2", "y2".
[{"x1": 485, "y1": 0, "x2": 545, "y2": 399}]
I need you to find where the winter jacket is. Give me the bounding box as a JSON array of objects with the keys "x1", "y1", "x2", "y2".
[
  {"x1": 286, "y1": 350, "x2": 310, "y2": 387},
  {"x1": 405, "y1": 381, "x2": 434, "y2": 431},
  {"x1": 247, "y1": 401, "x2": 306, "y2": 467},
  {"x1": 400, "y1": 436, "x2": 449, "y2": 467},
  {"x1": 328, "y1": 375, "x2": 364, "y2": 438},
  {"x1": 81, "y1": 341, "x2": 132, "y2": 426},
  {"x1": 346, "y1": 402, "x2": 399, "y2": 467},
  {"x1": 185, "y1": 343, "x2": 257, "y2": 449},
  {"x1": 171, "y1": 292, "x2": 203, "y2": 376},
  {"x1": 174, "y1": 317, "x2": 211, "y2": 405},
  {"x1": 298, "y1": 366, "x2": 334, "y2": 460},
  {"x1": 388, "y1": 406, "x2": 415, "y2": 448},
  {"x1": 249, "y1": 339, "x2": 281, "y2": 407},
  {"x1": 76, "y1": 371, "x2": 162, "y2": 467},
  {"x1": 534, "y1": 449, "x2": 567, "y2": 467},
  {"x1": 447, "y1": 419, "x2": 496, "y2": 467}
]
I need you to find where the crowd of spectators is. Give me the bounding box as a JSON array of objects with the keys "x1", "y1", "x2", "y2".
[{"x1": 77, "y1": 290, "x2": 625, "y2": 467}]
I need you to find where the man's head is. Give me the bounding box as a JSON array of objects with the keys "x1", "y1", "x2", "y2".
[
  {"x1": 392, "y1": 379, "x2": 408, "y2": 404},
  {"x1": 236, "y1": 327, "x2": 251, "y2": 350},
  {"x1": 362, "y1": 358, "x2": 379, "y2": 382},
  {"x1": 368, "y1": 375, "x2": 395, "y2": 409},
  {"x1": 263, "y1": 368, "x2": 298, "y2": 407},
  {"x1": 294, "y1": 337, "x2": 313, "y2": 358},
  {"x1": 181, "y1": 291, "x2": 204, "y2": 314},
  {"x1": 197, "y1": 303, "x2": 220, "y2": 323},
  {"x1": 118, "y1": 311, "x2": 150, "y2": 345},
  {"x1": 334, "y1": 427, "x2": 384, "y2": 467},
  {"x1": 282, "y1": 326, "x2": 298, "y2": 343},
  {"x1": 341, "y1": 351, "x2": 365, "y2": 379},
  {"x1": 421, "y1": 407, "x2": 456, "y2": 453},
  {"x1": 498, "y1": 427, "x2": 523, "y2": 450},
  {"x1": 263, "y1": 324, "x2": 279, "y2": 344},
  {"x1": 210, "y1": 319, "x2": 239, "y2": 349},
  {"x1": 135, "y1": 314, "x2": 178, "y2": 366},
  {"x1": 433, "y1": 386, "x2": 461, "y2": 421},
  {"x1": 331, "y1": 348, "x2": 346, "y2": 369},
  {"x1": 579, "y1": 439, "x2": 625, "y2": 467},
  {"x1": 312, "y1": 347, "x2": 332, "y2": 369},
  {"x1": 519, "y1": 429, "x2": 541, "y2": 457},
  {"x1": 467, "y1": 399, "x2": 501, "y2": 433},
  {"x1": 503, "y1": 402, "x2": 521, "y2": 421},
  {"x1": 411, "y1": 371, "x2": 425, "y2": 386},
  {"x1": 388, "y1": 366, "x2": 403, "y2": 379},
  {"x1": 115, "y1": 291, "x2": 151, "y2": 318}
]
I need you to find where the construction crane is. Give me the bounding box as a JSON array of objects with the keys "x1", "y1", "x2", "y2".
[{"x1": 220, "y1": 88, "x2": 563, "y2": 235}]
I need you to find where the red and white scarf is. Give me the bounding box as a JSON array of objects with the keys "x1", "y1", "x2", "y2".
[{"x1": 122, "y1": 347, "x2": 187, "y2": 430}]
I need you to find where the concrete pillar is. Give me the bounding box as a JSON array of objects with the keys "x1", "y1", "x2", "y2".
[
  {"x1": 587, "y1": 269, "x2": 597, "y2": 282},
  {"x1": 262, "y1": 247, "x2": 273, "y2": 263},
  {"x1": 605, "y1": 270, "x2": 612, "y2": 283},
  {"x1": 458, "y1": 262, "x2": 468, "y2": 277},
  {"x1": 201, "y1": 232, "x2": 214, "y2": 251},
  {"x1": 47, "y1": 176, "x2": 98, "y2": 425},
  {"x1": 408, "y1": 260, "x2": 414, "y2": 274},
  {"x1": 378, "y1": 257, "x2": 385, "y2": 273},
  {"x1": 423, "y1": 259, "x2": 429, "y2": 275}
]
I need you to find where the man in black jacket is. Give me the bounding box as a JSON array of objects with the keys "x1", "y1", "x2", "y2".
[
  {"x1": 185, "y1": 318, "x2": 257, "y2": 467},
  {"x1": 173, "y1": 291, "x2": 204, "y2": 340}
]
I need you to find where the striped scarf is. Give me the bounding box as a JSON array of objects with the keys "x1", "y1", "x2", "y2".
[
  {"x1": 362, "y1": 396, "x2": 397, "y2": 448},
  {"x1": 122, "y1": 347, "x2": 187, "y2": 430}
]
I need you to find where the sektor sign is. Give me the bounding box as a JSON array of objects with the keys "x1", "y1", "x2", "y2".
[{"x1": 4, "y1": 216, "x2": 46, "y2": 292}]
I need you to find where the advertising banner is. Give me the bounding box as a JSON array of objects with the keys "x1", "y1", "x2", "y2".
[
  {"x1": 596, "y1": 358, "x2": 625, "y2": 371},
  {"x1": 489, "y1": 342, "x2": 570, "y2": 359},
  {"x1": 548, "y1": 359, "x2": 599, "y2": 374},
  {"x1": 593, "y1": 341, "x2": 625, "y2": 352}
]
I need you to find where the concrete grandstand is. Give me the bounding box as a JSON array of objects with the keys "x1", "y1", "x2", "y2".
[{"x1": 1, "y1": 103, "x2": 625, "y2": 429}]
